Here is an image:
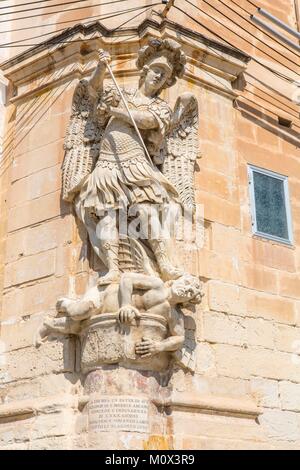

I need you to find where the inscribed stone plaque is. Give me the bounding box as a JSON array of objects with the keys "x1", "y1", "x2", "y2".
[{"x1": 88, "y1": 396, "x2": 149, "y2": 433}]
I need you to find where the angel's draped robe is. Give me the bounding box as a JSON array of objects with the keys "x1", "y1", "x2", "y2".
[{"x1": 79, "y1": 88, "x2": 178, "y2": 215}]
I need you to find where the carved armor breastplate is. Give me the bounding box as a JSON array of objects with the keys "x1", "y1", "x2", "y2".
[{"x1": 100, "y1": 117, "x2": 143, "y2": 156}]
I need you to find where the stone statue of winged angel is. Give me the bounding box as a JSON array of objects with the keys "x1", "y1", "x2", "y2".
[{"x1": 62, "y1": 38, "x2": 199, "y2": 286}]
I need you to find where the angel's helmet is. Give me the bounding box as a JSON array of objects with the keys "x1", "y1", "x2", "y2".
[
  {"x1": 168, "y1": 274, "x2": 203, "y2": 305},
  {"x1": 137, "y1": 38, "x2": 186, "y2": 91}
]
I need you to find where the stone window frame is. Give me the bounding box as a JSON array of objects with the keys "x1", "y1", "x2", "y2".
[{"x1": 248, "y1": 164, "x2": 294, "y2": 246}]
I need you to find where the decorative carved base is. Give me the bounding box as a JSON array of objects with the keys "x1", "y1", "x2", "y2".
[{"x1": 80, "y1": 313, "x2": 170, "y2": 373}]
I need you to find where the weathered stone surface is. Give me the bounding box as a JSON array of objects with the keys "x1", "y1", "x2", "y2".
[
  {"x1": 202, "y1": 311, "x2": 247, "y2": 346},
  {"x1": 0, "y1": 339, "x2": 75, "y2": 383},
  {"x1": 27, "y1": 436, "x2": 73, "y2": 450},
  {"x1": 172, "y1": 410, "x2": 265, "y2": 442},
  {"x1": 215, "y1": 344, "x2": 300, "y2": 382},
  {"x1": 7, "y1": 191, "x2": 69, "y2": 233},
  {"x1": 274, "y1": 324, "x2": 300, "y2": 353},
  {"x1": 279, "y1": 381, "x2": 300, "y2": 412},
  {"x1": 8, "y1": 165, "x2": 61, "y2": 208},
  {"x1": 4, "y1": 250, "x2": 56, "y2": 288},
  {"x1": 5, "y1": 217, "x2": 73, "y2": 264},
  {"x1": 208, "y1": 281, "x2": 245, "y2": 315},
  {"x1": 259, "y1": 410, "x2": 300, "y2": 442},
  {"x1": 0, "y1": 419, "x2": 34, "y2": 447},
  {"x1": 0, "y1": 406, "x2": 75, "y2": 449},
  {"x1": 1, "y1": 276, "x2": 69, "y2": 320},
  {"x1": 245, "y1": 318, "x2": 275, "y2": 349},
  {"x1": 30, "y1": 410, "x2": 75, "y2": 441},
  {"x1": 0, "y1": 314, "x2": 45, "y2": 352},
  {"x1": 195, "y1": 343, "x2": 216, "y2": 375},
  {"x1": 250, "y1": 378, "x2": 280, "y2": 408},
  {"x1": 179, "y1": 436, "x2": 272, "y2": 450},
  {"x1": 244, "y1": 289, "x2": 296, "y2": 325},
  {"x1": 1, "y1": 5, "x2": 300, "y2": 450}
]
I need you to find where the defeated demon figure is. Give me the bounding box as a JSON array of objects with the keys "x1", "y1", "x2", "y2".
[{"x1": 37, "y1": 273, "x2": 202, "y2": 361}]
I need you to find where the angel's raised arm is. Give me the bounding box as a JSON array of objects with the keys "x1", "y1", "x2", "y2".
[{"x1": 88, "y1": 49, "x2": 111, "y2": 93}]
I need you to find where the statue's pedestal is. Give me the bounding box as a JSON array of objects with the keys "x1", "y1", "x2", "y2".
[
  {"x1": 75, "y1": 313, "x2": 173, "y2": 449},
  {"x1": 79, "y1": 367, "x2": 172, "y2": 450},
  {"x1": 80, "y1": 313, "x2": 171, "y2": 373}
]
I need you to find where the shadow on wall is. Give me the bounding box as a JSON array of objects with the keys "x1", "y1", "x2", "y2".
[
  {"x1": 235, "y1": 100, "x2": 300, "y2": 149},
  {"x1": 0, "y1": 77, "x2": 74, "y2": 179}
]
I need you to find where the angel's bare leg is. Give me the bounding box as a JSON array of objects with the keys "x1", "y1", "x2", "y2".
[
  {"x1": 75, "y1": 197, "x2": 106, "y2": 263},
  {"x1": 137, "y1": 203, "x2": 183, "y2": 281},
  {"x1": 75, "y1": 197, "x2": 120, "y2": 285},
  {"x1": 96, "y1": 213, "x2": 120, "y2": 286}
]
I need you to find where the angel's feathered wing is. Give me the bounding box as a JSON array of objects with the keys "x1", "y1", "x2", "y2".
[
  {"x1": 62, "y1": 79, "x2": 110, "y2": 202},
  {"x1": 162, "y1": 92, "x2": 199, "y2": 211}
]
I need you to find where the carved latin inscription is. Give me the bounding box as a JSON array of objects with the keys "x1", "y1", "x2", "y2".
[{"x1": 88, "y1": 396, "x2": 149, "y2": 433}]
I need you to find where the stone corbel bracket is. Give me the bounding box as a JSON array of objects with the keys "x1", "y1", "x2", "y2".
[{"x1": 0, "y1": 17, "x2": 250, "y2": 105}]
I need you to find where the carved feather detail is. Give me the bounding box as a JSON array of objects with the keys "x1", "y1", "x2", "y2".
[
  {"x1": 162, "y1": 92, "x2": 199, "y2": 211},
  {"x1": 62, "y1": 81, "x2": 118, "y2": 202}
]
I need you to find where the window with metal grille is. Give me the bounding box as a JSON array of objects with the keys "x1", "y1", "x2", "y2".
[{"x1": 248, "y1": 165, "x2": 293, "y2": 245}]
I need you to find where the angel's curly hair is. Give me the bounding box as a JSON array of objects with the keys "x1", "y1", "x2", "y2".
[{"x1": 137, "y1": 37, "x2": 186, "y2": 90}]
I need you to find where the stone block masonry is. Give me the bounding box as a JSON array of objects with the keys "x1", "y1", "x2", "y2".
[{"x1": 1, "y1": 1, "x2": 300, "y2": 449}]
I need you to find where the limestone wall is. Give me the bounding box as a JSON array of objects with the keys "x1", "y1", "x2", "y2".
[{"x1": 0, "y1": 1, "x2": 300, "y2": 450}]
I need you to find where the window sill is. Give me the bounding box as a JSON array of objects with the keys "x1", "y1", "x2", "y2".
[{"x1": 252, "y1": 231, "x2": 294, "y2": 249}]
